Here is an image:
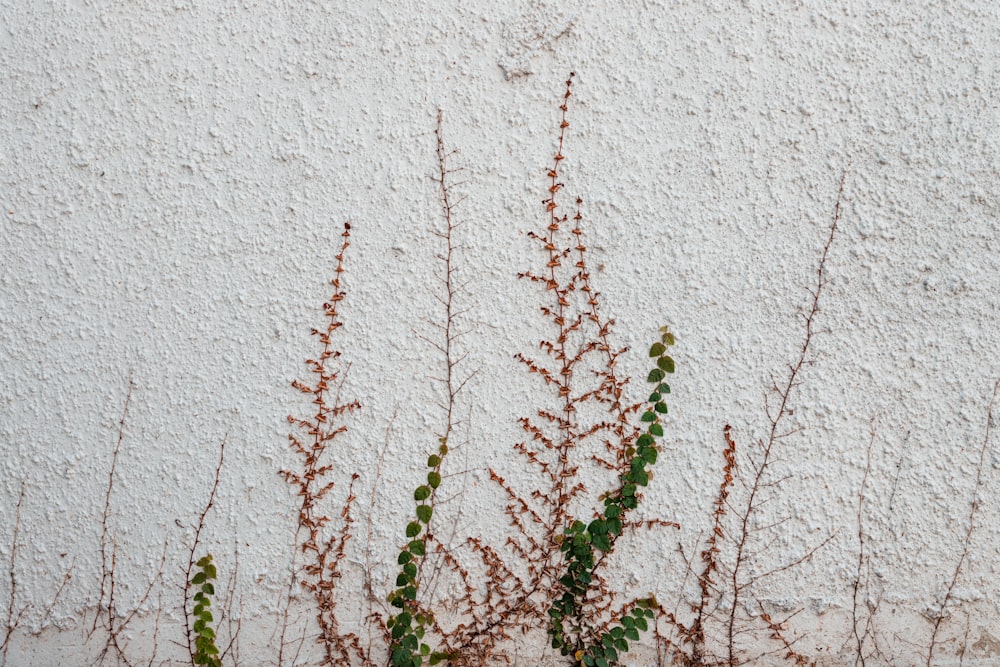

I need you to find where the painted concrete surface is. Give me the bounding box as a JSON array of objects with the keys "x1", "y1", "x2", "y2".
[{"x1": 1, "y1": 1, "x2": 999, "y2": 665}]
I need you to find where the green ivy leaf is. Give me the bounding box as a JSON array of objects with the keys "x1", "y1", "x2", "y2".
[
  {"x1": 427, "y1": 471, "x2": 441, "y2": 488},
  {"x1": 637, "y1": 434, "x2": 654, "y2": 448},
  {"x1": 647, "y1": 392, "x2": 661, "y2": 402},
  {"x1": 404, "y1": 562, "x2": 417, "y2": 579},
  {"x1": 196, "y1": 556, "x2": 212, "y2": 568},
  {"x1": 642, "y1": 448, "x2": 658, "y2": 464},
  {"x1": 647, "y1": 368, "x2": 665, "y2": 383},
  {"x1": 406, "y1": 521, "x2": 422, "y2": 538},
  {"x1": 657, "y1": 382, "x2": 670, "y2": 394},
  {"x1": 201, "y1": 583, "x2": 214, "y2": 595},
  {"x1": 204, "y1": 564, "x2": 217, "y2": 579},
  {"x1": 657, "y1": 356, "x2": 675, "y2": 373},
  {"x1": 625, "y1": 627, "x2": 640, "y2": 641},
  {"x1": 191, "y1": 572, "x2": 206, "y2": 585},
  {"x1": 634, "y1": 615, "x2": 648, "y2": 631},
  {"x1": 414, "y1": 486, "x2": 431, "y2": 501},
  {"x1": 398, "y1": 551, "x2": 412, "y2": 565},
  {"x1": 416, "y1": 505, "x2": 433, "y2": 523},
  {"x1": 588, "y1": 519, "x2": 608, "y2": 536},
  {"x1": 649, "y1": 423, "x2": 664, "y2": 437},
  {"x1": 427, "y1": 455, "x2": 441, "y2": 468},
  {"x1": 409, "y1": 540, "x2": 425, "y2": 556},
  {"x1": 640, "y1": 411, "x2": 655, "y2": 422},
  {"x1": 649, "y1": 342, "x2": 665, "y2": 357},
  {"x1": 654, "y1": 401, "x2": 668, "y2": 414},
  {"x1": 592, "y1": 534, "x2": 611, "y2": 552}
]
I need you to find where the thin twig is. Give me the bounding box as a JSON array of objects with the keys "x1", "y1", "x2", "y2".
[{"x1": 927, "y1": 378, "x2": 999, "y2": 665}]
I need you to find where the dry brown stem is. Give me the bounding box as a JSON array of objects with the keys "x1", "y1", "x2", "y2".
[{"x1": 926, "y1": 378, "x2": 999, "y2": 666}]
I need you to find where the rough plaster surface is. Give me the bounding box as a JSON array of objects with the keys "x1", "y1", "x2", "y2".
[{"x1": 1, "y1": 1, "x2": 999, "y2": 665}]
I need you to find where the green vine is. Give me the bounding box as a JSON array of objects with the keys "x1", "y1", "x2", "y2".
[
  {"x1": 189, "y1": 554, "x2": 222, "y2": 667},
  {"x1": 387, "y1": 438, "x2": 455, "y2": 667},
  {"x1": 548, "y1": 326, "x2": 675, "y2": 667}
]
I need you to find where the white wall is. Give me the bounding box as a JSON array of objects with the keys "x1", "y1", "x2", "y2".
[{"x1": 2, "y1": 1, "x2": 998, "y2": 665}]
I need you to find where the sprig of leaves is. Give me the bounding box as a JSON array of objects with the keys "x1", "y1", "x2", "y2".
[
  {"x1": 190, "y1": 554, "x2": 221, "y2": 667},
  {"x1": 548, "y1": 326, "x2": 675, "y2": 666},
  {"x1": 387, "y1": 439, "x2": 456, "y2": 667}
]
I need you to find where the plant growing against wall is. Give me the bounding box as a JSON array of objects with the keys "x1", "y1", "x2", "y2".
[
  {"x1": 189, "y1": 554, "x2": 222, "y2": 667},
  {"x1": 284, "y1": 74, "x2": 682, "y2": 666}
]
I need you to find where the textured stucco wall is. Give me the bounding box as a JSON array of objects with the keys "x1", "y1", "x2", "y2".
[{"x1": 2, "y1": 1, "x2": 999, "y2": 665}]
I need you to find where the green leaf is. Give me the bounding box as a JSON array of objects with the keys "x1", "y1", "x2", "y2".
[
  {"x1": 408, "y1": 540, "x2": 425, "y2": 556},
  {"x1": 402, "y1": 632, "x2": 419, "y2": 650},
  {"x1": 662, "y1": 331, "x2": 675, "y2": 345},
  {"x1": 398, "y1": 612, "x2": 412, "y2": 627},
  {"x1": 403, "y1": 586, "x2": 417, "y2": 600},
  {"x1": 647, "y1": 368, "x2": 665, "y2": 383},
  {"x1": 649, "y1": 342, "x2": 665, "y2": 357},
  {"x1": 201, "y1": 583, "x2": 214, "y2": 595},
  {"x1": 588, "y1": 519, "x2": 608, "y2": 536},
  {"x1": 404, "y1": 562, "x2": 417, "y2": 579},
  {"x1": 605, "y1": 504, "x2": 621, "y2": 519},
  {"x1": 604, "y1": 645, "x2": 618, "y2": 662},
  {"x1": 427, "y1": 454, "x2": 441, "y2": 468},
  {"x1": 406, "y1": 521, "x2": 422, "y2": 538},
  {"x1": 636, "y1": 434, "x2": 654, "y2": 448},
  {"x1": 615, "y1": 637, "x2": 628, "y2": 652},
  {"x1": 657, "y1": 382, "x2": 670, "y2": 394},
  {"x1": 642, "y1": 448, "x2": 658, "y2": 464},
  {"x1": 657, "y1": 356, "x2": 675, "y2": 373},
  {"x1": 654, "y1": 401, "x2": 668, "y2": 414},
  {"x1": 193, "y1": 592, "x2": 205, "y2": 603},
  {"x1": 625, "y1": 627, "x2": 640, "y2": 641},
  {"x1": 647, "y1": 392, "x2": 661, "y2": 403},
  {"x1": 607, "y1": 518, "x2": 622, "y2": 535},
  {"x1": 622, "y1": 496, "x2": 638, "y2": 509},
  {"x1": 610, "y1": 627, "x2": 624, "y2": 639},
  {"x1": 414, "y1": 486, "x2": 431, "y2": 501},
  {"x1": 191, "y1": 572, "x2": 206, "y2": 585},
  {"x1": 199, "y1": 611, "x2": 214, "y2": 623},
  {"x1": 623, "y1": 483, "x2": 636, "y2": 497},
  {"x1": 416, "y1": 505, "x2": 433, "y2": 523},
  {"x1": 196, "y1": 556, "x2": 212, "y2": 568},
  {"x1": 396, "y1": 574, "x2": 408, "y2": 587},
  {"x1": 392, "y1": 648, "x2": 412, "y2": 667},
  {"x1": 204, "y1": 564, "x2": 217, "y2": 579},
  {"x1": 596, "y1": 658, "x2": 608, "y2": 667},
  {"x1": 640, "y1": 411, "x2": 655, "y2": 422},
  {"x1": 648, "y1": 423, "x2": 664, "y2": 437},
  {"x1": 391, "y1": 623, "x2": 406, "y2": 640},
  {"x1": 193, "y1": 619, "x2": 205, "y2": 633},
  {"x1": 634, "y1": 615, "x2": 648, "y2": 631},
  {"x1": 592, "y1": 534, "x2": 611, "y2": 552},
  {"x1": 427, "y1": 471, "x2": 441, "y2": 488},
  {"x1": 420, "y1": 643, "x2": 430, "y2": 656},
  {"x1": 398, "y1": 551, "x2": 412, "y2": 565}
]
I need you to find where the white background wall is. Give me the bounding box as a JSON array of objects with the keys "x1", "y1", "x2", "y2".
[{"x1": 2, "y1": 1, "x2": 999, "y2": 665}]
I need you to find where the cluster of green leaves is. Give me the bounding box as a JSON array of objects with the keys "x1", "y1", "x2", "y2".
[
  {"x1": 548, "y1": 327, "x2": 675, "y2": 667},
  {"x1": 190, "y1": 554, "x2": 222, "y2": 667},
  {"x1": 387, "y1": 439, "x2": 455, "y2": 667}
]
